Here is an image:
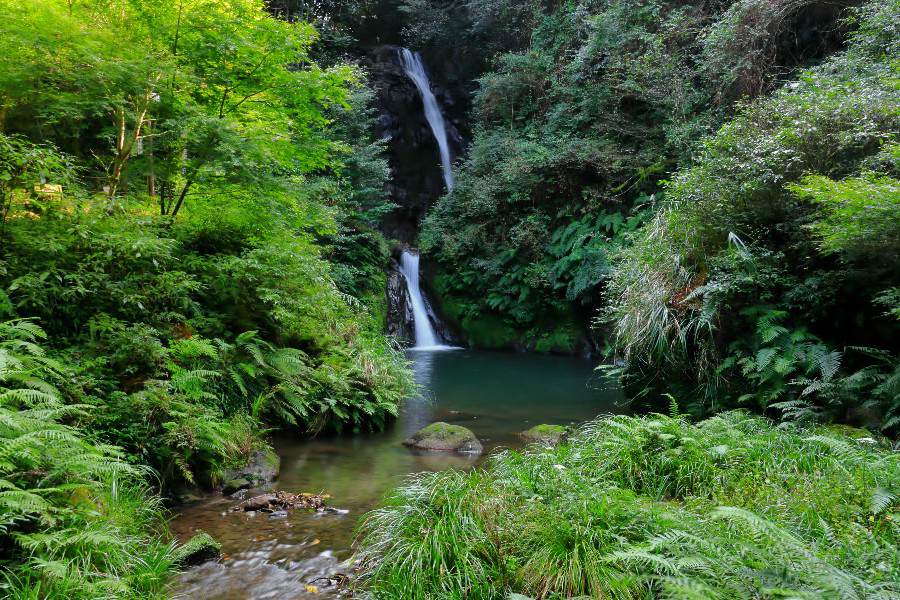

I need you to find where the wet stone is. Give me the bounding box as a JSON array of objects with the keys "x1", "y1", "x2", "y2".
[
  {"x1": 519, "y1": 424, "x2": 568, "y2": 445},
  {"x1": 221, "y1": 449, "x2": 281, "y2": 491},
  {"x1": 174, "y1": 530, "x2": 222, "y2": 566},
  {"x1": 232, "y1": 490, "x2": 333, "y2": 514},
  {"x1": 222, "y1": 477, "x2": 252, "y2": 495},
  {"x1": 403, "y1": 422, "x2": 484, "y2": 454}
]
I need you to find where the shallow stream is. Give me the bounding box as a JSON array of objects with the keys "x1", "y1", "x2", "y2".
[{"x1": 171, "y1": 349, "x2": 625, "y2": 599}]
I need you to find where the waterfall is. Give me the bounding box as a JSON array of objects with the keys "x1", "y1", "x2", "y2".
[
  {"x1": 399, "y1": 48, "x2": 455, "y2": 192},
  {"x1": 399, "y1": 250, "x2": 449, "y2": 350},
  {"x1": 396, "y1": 50, "x2": 457, "y2": 351}
]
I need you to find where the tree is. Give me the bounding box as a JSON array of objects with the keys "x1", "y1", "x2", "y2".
[{"x1": 0, "y1": 1, "x2": 168, "y2": 204}]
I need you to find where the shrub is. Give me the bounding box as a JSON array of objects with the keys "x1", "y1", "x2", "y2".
[
  {"x1": 418, "y1": 0, "x2": 852, "y2": 348},
  {"x1": 605, "y1": 0, "x2": 900, "y2": 419}
]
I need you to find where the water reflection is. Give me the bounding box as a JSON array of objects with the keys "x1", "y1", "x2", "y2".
[{"x1": 401, "y1": 348, "x2": 437, "y2": 436}]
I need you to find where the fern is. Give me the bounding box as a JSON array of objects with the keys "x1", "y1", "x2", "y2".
[
  {"x1": 0, "y1": 320, "x2": 174, "y2": 597},
  {"x1": 870, "y1": 488, "x2": 896, "y2": 515}
]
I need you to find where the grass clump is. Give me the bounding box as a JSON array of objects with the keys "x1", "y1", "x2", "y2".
[{"x1": 357, "y1": 411, "x2": 900, "y2": 599}]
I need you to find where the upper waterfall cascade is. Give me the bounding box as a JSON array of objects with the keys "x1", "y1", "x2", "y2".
[{"x1": 399, "y1": 48, "x2": 455, "y2": 192}]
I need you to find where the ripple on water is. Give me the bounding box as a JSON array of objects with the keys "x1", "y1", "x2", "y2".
[{"x1": 173, "y1": 542, "x2": 349, "y2": 600}]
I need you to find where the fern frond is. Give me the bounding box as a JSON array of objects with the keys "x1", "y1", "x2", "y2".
[{"x1": 870, "y1": 488, "x2": 896, "y2": 515}]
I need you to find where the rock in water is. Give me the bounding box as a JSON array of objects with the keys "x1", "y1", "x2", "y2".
[
  {"x1": 519, "y1": 424, "x2": 568, "y2": 445},
  {"x1": 222, "y1": 477, "x2": 252, "y2": 495},
  {"x1": 232, "y1": 490, "x2": 331, "y2": 513},
  {"x1": 220, "y1": 449, "x2": 280, "y2": 494},
  {"x1": 404, "y1": 422, "x2": 483, "y2": 454},
  {"x1": 174, "y1": 530, "x2": 221, "y2": 566}
]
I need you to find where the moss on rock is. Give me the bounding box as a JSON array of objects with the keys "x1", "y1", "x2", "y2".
[
  {"x1": 519, "y1": 424, "x2": 568, "y2": 445},
  {"x1": 222, "y1": 477, "x2": 252, "y2": 495},
  {"x1": 174, "y1": 530, "x2": 222, "y2": 566},
  {"x1": 404, "y1": 422, "x2": 484, "y2": 454},
  {"x1": 222, "y1": 448, "x2": 280, "y2": 489}
]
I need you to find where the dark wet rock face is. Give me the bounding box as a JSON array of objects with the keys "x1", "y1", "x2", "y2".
[
  {"x1": 404, "y1": 422, "x2": 484, "y2": 454},
  {"x1": 386, "y1": 261, "x2": 414, "y2": 344},
  {"x1": 519, "y1": 424, "x2": 568, "y2": 446},
  {"x1": 386, "y1": 252, "x2": 460, "y2": 347}
]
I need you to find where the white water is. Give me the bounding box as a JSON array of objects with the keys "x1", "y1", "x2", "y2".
[
  {"x1": 399, "y1": 250, "x2": 452, "y2": 351},
  {"x1": 399, "y1": 48, "x2": 455, "y2": 192}
]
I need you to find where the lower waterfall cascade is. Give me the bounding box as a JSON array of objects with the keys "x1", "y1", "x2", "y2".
[{"x1": 397, "y1": 250, "x2": 453, "y2": 350}]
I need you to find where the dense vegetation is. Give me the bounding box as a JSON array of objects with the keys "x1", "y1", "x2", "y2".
[
  {"x1": 407, "y1": 0, "x2": 898, "y2": 429},
  {"x1": 412, "y1": 0, "x2": 851, "y2": 351},
  {"x1": 0, "y1": 320, "x2": 175, "y2": 598},
  {"x1": 605, "y1": 0, "x2": 899, "y2": 426},
  {"x1": 360, "y1": 411, "x2": 899, "y2": 599},
  {"x1": 0, "y1": 0, "x2": 411, "y2": 595}
]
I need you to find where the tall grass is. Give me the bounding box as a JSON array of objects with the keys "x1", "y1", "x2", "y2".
[{"x1": 357, "y1": 411, "x2": 900, "y2": 599}]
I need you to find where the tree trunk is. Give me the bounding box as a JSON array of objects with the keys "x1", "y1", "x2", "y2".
[
  {"x1": 169, "y1": 176, "x2": 194, "y2": 219},
  {"x1": 105, "y1": 87, "x2": 154, "y2": 206}
]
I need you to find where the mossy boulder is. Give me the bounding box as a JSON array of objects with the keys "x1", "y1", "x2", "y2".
[
  {"x1": 822, "y1": 424, "x2": 888, "y2": 447},
  {"x1": 222, "y1": 477, "x2": 252, "y2": 495},
  {"x1": 824, "y1": 424, "x2": 875, "y2": 439},
  {"x1": 404, "y1": 422, "x2": 484, "y2": 454},
  {"x1": 221, "y1": 448, "x2": 280, "y2": 492},
  {"x1": 174, "y1": 530, "x2": 222, "y2": 566},
  {"x1": 519, "y1": 424, "x2": 568, "y2": 445}
]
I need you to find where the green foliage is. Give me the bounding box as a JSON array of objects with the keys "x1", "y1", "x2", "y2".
[
  {"x1": 0, "y1": 189, "x2": 412, "y2": 486},
  {"x1": 0, "y1": 135, "x2": 76, "y2": 231},
  {"x1": 0, "y1": 0, "x2": 414, "y2": 593},
  {"x1": 0, "y1": 320, "x2": 174, "y2": 599},
  {"x1": 606, "y1": 0, "x2": 900, "y2": 420},
  {"x1": 791, "y1": 170, "x2": 900, "y2": 262},
  {"x1": 0, "y1": 0, "x2": 412, "y2": 448},
  {"x1": 0, "y1": 0, "x2": 353, "y2": 214},
  {"x1": 0, "y1": 0, "x2": 421, "y2": 595},
  {"x1": 418, "y1": 0, "x2": 849, "y2": 349},
  {"x1": 358, "y1": 411, "x2": 900, "y2": 599},
  {"x1": 720, "y1": 306, "x2": 841, "y2": 413},
  {"x1": 548, "y1": 208, "x2": 653, "y2": 303}
]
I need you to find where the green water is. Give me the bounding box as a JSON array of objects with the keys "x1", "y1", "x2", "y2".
[{"x1": 172, "y1": 350, "x2": 625, "y2": 599}]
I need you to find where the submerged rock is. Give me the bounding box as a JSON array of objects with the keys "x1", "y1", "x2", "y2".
[
  {"x1": 404, "y1": 422, "x2": 483, "y2": 454},
  {"x1": 432, "y1": 408, "x2": 478, "y2": 423},
  {"x1": 174, "y1": 530, "x2": 222, "y2": 566},
  {"x1": 519, "y1": 424, "x2": 568, "y2": 446},
  {"x1": 232, "y1": 490, "x2": 332, "y2": 514}
]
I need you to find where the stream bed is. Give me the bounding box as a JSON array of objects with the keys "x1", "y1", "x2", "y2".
[{"x1": 171, "y1": 349, "x2": 625, "y2": 599}]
